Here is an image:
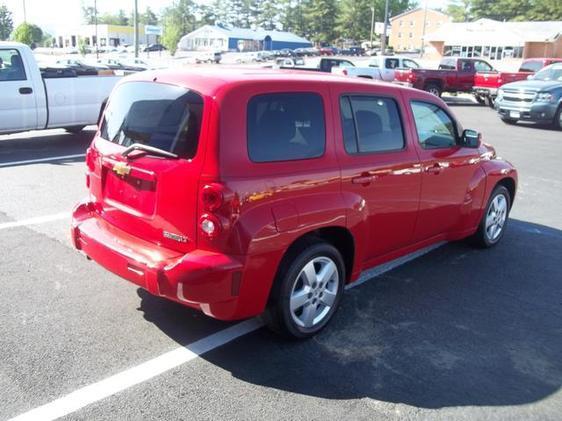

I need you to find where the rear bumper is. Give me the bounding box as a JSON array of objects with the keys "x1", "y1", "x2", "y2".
[
  {"x1": 495, "y1": 101, "x2": 557, "y2": 122},
  {"x1": 473, "y1": 86, "x2": 498, "y2": 97},
  {"x1": 71, "y1": 200, "x2": 246, "y2": 320}
]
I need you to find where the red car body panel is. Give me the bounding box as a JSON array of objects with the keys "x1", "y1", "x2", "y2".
[{"x1": 71, "y1": 69, "x2": 517, "y2": 321}]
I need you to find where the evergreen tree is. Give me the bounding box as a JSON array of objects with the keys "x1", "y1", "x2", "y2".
[{"x1": 0, "y1": 5, "x2": 14, "y2": 41}]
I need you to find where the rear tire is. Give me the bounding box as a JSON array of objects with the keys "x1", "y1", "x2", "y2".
[
  {"x1": 265, "y1": 241, "x2": 345, "y2": 339},
  {"x1": 424, "y1": 83, "x2": 442, "y2": 97},
  {"x1": 65, "y1": 126, "x2": 85, "y2": 134},
  {"x1": 470, "y1": 185, "x2": 511, "y2": 248},
  {"x1": 474, "y1": 94, "x2": 486, "y2": 105}
]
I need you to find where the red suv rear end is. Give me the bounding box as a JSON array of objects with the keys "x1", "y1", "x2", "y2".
[{"x1": 72, "y1": 69, "x2": 517, "y2": 338}]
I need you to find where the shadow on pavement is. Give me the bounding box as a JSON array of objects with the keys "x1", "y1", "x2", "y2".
[
  {"x1": 0, "y1": 129, "x2": 94, "y2": 167},
  {"x1": 139, "y1": 218, "x2": 561, "y2": 409}
]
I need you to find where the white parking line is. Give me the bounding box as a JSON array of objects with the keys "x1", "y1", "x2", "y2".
[
  {"x1": 0, "y1": 213, "x2": 70, "y2": 230},
  {"x1": 8, "y1": 242, "x2": 445, "y2": 421},
  {"x1": 0, "y1": 154, "x2": 85, "y2": 168}
]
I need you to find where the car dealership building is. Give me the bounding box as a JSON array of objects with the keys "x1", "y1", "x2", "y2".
[{"x1": 424, "y1": 19, "x2": 562, "y2": 60}]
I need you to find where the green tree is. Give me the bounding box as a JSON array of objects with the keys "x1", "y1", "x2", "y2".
[
  {"x1": 470, "y1": 0, "x2": 532, "y2": 21},
  {"x1": 161, "y1": 0, "x2": 198, "y2": 54},
  {"x1": 446, "y1": 0, "x2": 473, "y2": 22},
  {"x1": 529, "y1": 0, "x2": 562, "y2": 20},
  {"x1": 81, "y1": 5, "x2": 96, "y2": 24},
  {"x1": 140, "y1": 7, "x2": 159, "y2": 25},
  {"x1": 0, "y1": 4, "x2": 14, "y2": 41},
  {"x1": 13, "y1": 23, "x2": 43, "y2": 47},
  {"x1": 304, "y1": 0, "x2": 338, "y2": 43}
]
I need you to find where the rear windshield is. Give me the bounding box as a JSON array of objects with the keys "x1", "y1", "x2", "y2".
[{"x1": 100, "y1": 82, "x2": 203, "y2": 159}]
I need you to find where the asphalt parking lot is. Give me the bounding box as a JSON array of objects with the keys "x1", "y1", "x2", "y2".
[{"x1": 1, "y1": 101, "x2": 561, "y2": 420}]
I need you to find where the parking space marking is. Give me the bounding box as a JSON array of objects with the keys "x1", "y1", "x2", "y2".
[
  {"x1": 8, "y1": 242, "x2": 445, "y2": 421},
  {"x1": 0, "y1": 154, "x2": 85, "y2": 168},
  {"x1": 0, "y1": 213, "x2": 70, "y2": 231}
]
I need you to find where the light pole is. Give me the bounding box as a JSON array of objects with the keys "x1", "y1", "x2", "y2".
[
  {"x1": 22, "y1": 0, "x2": 26, "y2": 22},
  {"x1": 381, "y1": 0, "x2": 390, "y2": 54},
  {"x1": 94, "y1": 0, "x2": 99, "y2": 59},
  {"x1": 133, "y1": 0, "x2": 139, "y2": 58},
  {"x1": 420, "y1": 0, "x2": 428, "y2": 58},
  {"x1": 369, "y1": 6, "x2": 375, "y2": 48}
]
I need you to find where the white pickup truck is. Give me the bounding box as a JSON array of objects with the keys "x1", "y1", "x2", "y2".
[
  {"x1": 0, "y1": 42, "x2": 121, "y2": 135},
  {"x1": 367, "y1": 55, "x2": 420, "y2": 82}
]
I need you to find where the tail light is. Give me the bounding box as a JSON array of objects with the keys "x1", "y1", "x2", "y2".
[
  {"x1": 199, "y1": 183, "x2": 225, "y2": 240},
  {"x1": 408, "y1": 71, "x2": 416, "y2": 83},
  {"x1": 498, "y1": 77, "x2": 503, "y2": 85}
]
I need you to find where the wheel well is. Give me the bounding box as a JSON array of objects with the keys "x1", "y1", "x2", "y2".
[
  {"x1": 277, "y1": 227, "x2": 355, "y2": 283},
  {"x1": 424, "y1": 80, "x2": 442, "y2": 89},
  {"x1": 497, "y1": 177, "x2": 516, "y2": 208}
]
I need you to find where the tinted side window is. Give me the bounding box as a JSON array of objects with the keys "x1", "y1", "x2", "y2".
[
  {"x1": 402, "y1": 59, "x2": 419, "y2": 69},
  {"x1": 385, "y1": 58, "x2": 400, "y2": 69},
  {"x1": 0, "y1": 49, "x2": 27, "y2": 81},
  {"x1": 519, "y1": 61, "x2": 542, "y2": 73},
  {"x1": 340, "y1": 96, "x2": 405, "y2": 154},
  {"x1": 474, "y1": 60, "x2": 492, "y2": 72},
  {"x1": 411, "y1": 101, "x2": 457, "y2": 149},
  {"x1": 247, "y1": 93, "x2": 325, "y2": 162}
]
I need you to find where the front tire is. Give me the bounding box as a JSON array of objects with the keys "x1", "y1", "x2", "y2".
[
  {"x1": 471, "y1": 185, "x2": 511, "y2": 248},
  {"x1": 553, "y1": 106, "x2": 562, "y2": 130},
  {"x1": 265, "y1": 242, "x2": 345, "y2": 339},
  {"x1": 501, "y1": 118, "x2": 517, "y2": 125}
]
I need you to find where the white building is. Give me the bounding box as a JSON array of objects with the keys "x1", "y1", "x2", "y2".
[{"x1": 54, "y1": 25, "x2": 158, "y2": 48}]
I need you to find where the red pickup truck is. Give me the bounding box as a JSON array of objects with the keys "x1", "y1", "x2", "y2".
[
  {"x1": 394, "y1": 57, "x2": 495, "y2": 101},
  {"x1": 473, "y1": 58, "x2": 562, "y2": 106},
  {"x1": 71, "y1": 68, "x2": 517, "y2": 338}
]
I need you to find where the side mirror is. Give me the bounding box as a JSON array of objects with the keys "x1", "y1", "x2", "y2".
[
  {"x1": 462, "y1": 129, "x2": 481, "y2": 148},
  {"x1": 527, "y1": 74, "x2": 534, "y2": 80}
]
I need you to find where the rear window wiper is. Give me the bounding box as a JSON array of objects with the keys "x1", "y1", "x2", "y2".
[{"x1": 121, "y1": 143, "x2": 179, "y2": 160}]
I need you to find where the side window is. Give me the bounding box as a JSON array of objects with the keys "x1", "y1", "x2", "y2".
[
  {"x1": 519, "y1": 61, "x2": 542, "y2": 73},
  {"x1": 340, "y1": 96, "x2": 405, "y2": 154},
  {"x1": 402, "y1": 59, "x2": 419, "y2": 69},
  {"x1": 460, "y1": 61, "x2": 474, "y2": 72},
  {"x1": 411, "y1": 101, "x2": 458, "y2": 149},
  {"x1": 0, "y1": 49, "x2": 27, "y2": 81},
  {"x1": 247, "y1": 93, "x2": 325, "y2": 163},
  {"x1": 474, "y1": 60, "x2": 492, "y2": 72},
  {"x1": 385, "y1": 58, "x2": 400, "y2": 69}
]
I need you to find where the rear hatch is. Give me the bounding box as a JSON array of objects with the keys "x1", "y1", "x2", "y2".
[{"x1": 89, "y1": 80, "x2": 206, "y2": 253}]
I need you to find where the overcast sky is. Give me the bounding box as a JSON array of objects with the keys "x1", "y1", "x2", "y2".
[{"x1": 2, "y1": 0, "x2": 450, "y2": 32}]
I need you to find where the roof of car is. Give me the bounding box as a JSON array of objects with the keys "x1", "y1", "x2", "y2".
[{"x1": 123, "y1": 66, "x2": 408, "y2": 97}]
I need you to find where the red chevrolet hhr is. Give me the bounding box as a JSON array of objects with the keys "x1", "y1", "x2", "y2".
[{"x1": 72, "y1": 68, "x2": 517, "y2": 338}]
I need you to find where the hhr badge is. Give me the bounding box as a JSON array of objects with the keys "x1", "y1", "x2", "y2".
[{"x1": 163, "y1": 231, "x2": 188, "y2": 243}]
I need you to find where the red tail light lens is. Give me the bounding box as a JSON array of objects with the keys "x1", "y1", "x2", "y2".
[
  {"x1": 201, "y1": 184, "x2": 224, "y2": 212},
  {"x1": 85, "y1": 147, "x2": 96, "y2": 171}
]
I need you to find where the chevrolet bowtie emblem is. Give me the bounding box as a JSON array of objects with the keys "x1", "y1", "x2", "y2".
[{"x1": 113, "y1": 162, "x2": 131, "y2": 176}]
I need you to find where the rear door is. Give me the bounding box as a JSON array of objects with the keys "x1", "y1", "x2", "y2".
[
  {"x1": 0, "y1": 48, "x2": 38, "y2": 133},
  {"x1": 90, "y1": 81, "x2": 207, "y2": 253},
  {"x1": 334, "y1": 86, "x2": 421, "y2": 261}
]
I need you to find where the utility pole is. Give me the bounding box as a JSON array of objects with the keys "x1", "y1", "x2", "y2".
[
  {"x1": 95, "y1": 0, "x2": 99, "y2": 59},
  {"x1": 420, "y1": 0, "x2": 428, "y2": 58},
  {"x1": 22, "y1": 0, "x2": 27, "y2": 22},
  {"x1": 133, "y1": 0, "x2": 139, "y2": 58},
  {"x1": 369, "y1": 6, "x2": 375, "y2": 48},
  {"x1": 381, "y1": 0, "x2": 389, "y2": 54}
]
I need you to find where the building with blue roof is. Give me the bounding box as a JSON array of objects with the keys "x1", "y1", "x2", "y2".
[{"x1": 178, "y1": 25, "x2": 312, "y2": 52}]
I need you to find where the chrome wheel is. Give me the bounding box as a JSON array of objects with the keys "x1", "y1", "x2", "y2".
[
  {"x1": 289, "y1": 256, "x2": 339, "y2": 329},
  {"x1": 485, "y1": 194, "x2": 508, "y2": 242}
]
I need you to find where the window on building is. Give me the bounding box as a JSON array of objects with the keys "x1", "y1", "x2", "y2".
[
  {"x1": 409, "y1": 32, "x2": 413, "y2": 38},
  {"x1": 247, "y1": 93, "x2": 326, "y2": 162},
  {"x1": 399, "y1": 20, "x2": 403, "y2": 27},
  {"x1": 410, "y1": 20, "x2": 414, "y2": 27},
  {"x1": 398, "y1": 32, "x2": 402, "y2": 38}
]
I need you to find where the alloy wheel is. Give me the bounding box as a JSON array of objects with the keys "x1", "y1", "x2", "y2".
[
  {"x1": 485, "y1": 194, "x2": 508, "y2": 242},
  {"x1": 289, "y1": 256, "x2": 339, "y2": 329}
]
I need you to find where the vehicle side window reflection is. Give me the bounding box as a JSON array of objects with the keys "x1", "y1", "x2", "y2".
[
  {"x1": 0, "y1": 49, "x2": 27, "y2": 81},
  {"x1": 411, "y1": 101, "x2": 457, "y2": 149}
]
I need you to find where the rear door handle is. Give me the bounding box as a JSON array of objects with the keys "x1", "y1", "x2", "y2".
[
  {"x1": 426, "y1": 163, "x2": 443, "y2": 174},
  {"x1": 19, "y1": 87, "x2": 33, "y2": 95},
  {"x1": 351, "y1": 175, "x2": 373, "y2": 185}
]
